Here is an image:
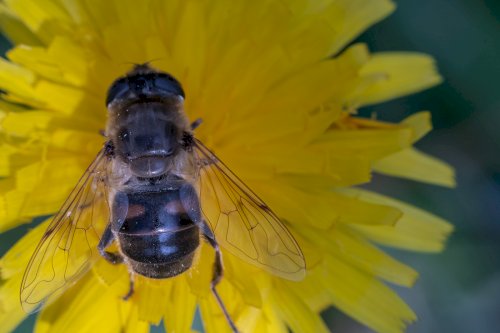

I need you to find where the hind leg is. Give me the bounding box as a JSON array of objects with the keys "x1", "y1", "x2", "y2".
[
  {"x1": 179, "y1": 183, "x2": 239, "y2": 333},
  {"x1": 202, "y1": 224, "x2": 240, "y2": 333},
  {"x1": 98, "y1": 224, "x2": 134, "y2": 299},
  {"x1": 98, "y1": 224, "x2": 123, "y2": 264}
]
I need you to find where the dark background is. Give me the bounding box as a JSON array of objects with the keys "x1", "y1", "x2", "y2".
[{"x1": 1, "y1": 0, "x2": 499, "y2": 332}]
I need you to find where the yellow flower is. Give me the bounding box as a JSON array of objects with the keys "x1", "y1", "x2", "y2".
[{"x1": 0, "y1": 1, "x2": 454, "y2": 333}]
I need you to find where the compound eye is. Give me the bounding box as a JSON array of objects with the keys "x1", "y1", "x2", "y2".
[
  {"x1": 154, "y1": 75, "x2": 185, "y2": 98},
  {"x1": 106, "y1": 78, "x2": 129, "y2": 106}
]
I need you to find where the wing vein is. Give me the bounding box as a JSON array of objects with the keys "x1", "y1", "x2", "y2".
[
  {"x1": 20, "y1": 148, "x2": 111, "y2": 312},
  {"x1": 193, "y1": 139, "x2": 306, "y2": 281}
]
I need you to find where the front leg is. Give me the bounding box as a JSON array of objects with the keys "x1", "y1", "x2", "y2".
[{"x1": 190, "y1": 118, "x2": 203, "y2": 130}]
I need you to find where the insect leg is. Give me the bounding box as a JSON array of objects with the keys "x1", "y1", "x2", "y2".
[
  {"x1": 179, "y1": 183, "x2": 239, "y2": 333},
  {"x1": 122, "y1": 272, "x2": 135, "y2": 300},
  {"x1": 98, "y1": 224, "x2": 123, "y2": 264},
  {"x1": 99, "y1": 224, "x2": 135, "y2": 300},
  {"x1": 190, "y1": 118, "x2": 203, "y2": 130},
  {"x1": 202, "y1": 226, "x2": 240, "y2": 333}
]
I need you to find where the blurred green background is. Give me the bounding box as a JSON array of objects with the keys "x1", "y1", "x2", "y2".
[
  {"x1": 327, "y1": 1, "x2": 500, "y2": 332},
  {"x1": 1, "y1": 0, "x2": 499, "y2": 332}
]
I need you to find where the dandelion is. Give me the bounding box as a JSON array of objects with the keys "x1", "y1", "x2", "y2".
[{"x1": 0, "y1": 1, "x2": 454, "y2": 333}]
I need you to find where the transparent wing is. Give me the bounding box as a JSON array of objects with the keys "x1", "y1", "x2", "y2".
[
  {"x1": 20, "y1": 148, "x2": 111, "y2": 312},
  {"x1": 193, "y1": 139, "x2": 306, "y2": 281}
]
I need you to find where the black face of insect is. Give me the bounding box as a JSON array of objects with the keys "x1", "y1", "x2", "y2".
[
  {"x1": 106, "y1": 65, "x2": 185, "y2": 107},
  {"x1": 21, "y1": 64, "x2": 306, "y2": 333}
]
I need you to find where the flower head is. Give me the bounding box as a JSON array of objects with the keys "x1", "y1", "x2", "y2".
[{"x1": 0, "y1": 1, "x2": 453, "y2": 333}]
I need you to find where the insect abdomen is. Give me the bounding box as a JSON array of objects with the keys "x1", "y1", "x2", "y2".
[
  {"x1": 112, "y1": 189, "x2": 200, "y2": 278},
  {"x1": 119, "y1": 227, "x2": 199, "y2": 278}
]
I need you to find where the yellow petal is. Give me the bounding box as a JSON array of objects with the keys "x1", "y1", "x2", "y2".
[
  {"x1": 228, "y1": 148, "x2": 373, "y2": 187},
  {"x1": 8, "y1": 37, "x2": 90, "y2": 87},
  {"x1": 0, "y1": 178, "x2": 31, "y2": 231},
  {"x1": 35, "y1": 273, "x2": 148, "y2": 333},
  {"x1": 169, "y1": 0, "x2": 207, "y2": 95},
  {"x1": 163, "y1": 275, "x2": 197, "y2": 333},
  {"x1": 0, "y1": 57, "x2": 36, "y2": 101},
  {"x1": 4, "y1": 0, "x2": 73, "y2": 43},
  {"x1": 402, "y1": 111, "x2": 432, "y2": 142},
  {"x1": 0, "y1": 3, "x2": 42, "y2": 45},
  {"x1": 0, "y1": 275, "x2": 26, "y2": 333},
  {"x1": 223, "y1": 252, "x2": 263, "y2": 308},
  {"x1": 1, "y1": 157, "x2": 90, "y2": 227},
  {"x1": 358, "y1": 52, "x2": 442, "y2": 106},
  {"x1": 1, "y1": 219, "x2": 47, "y2": 278},
  {"x1": 0, "y1": 219, "x2": 49, "y2": 332},
  {"x1": 199, "y1": 296, "x2": 233, "y2": 333},
  {"x1": 253, "y1": 181, "x2": 401, "y2": 230},
  {"x1": 329, "y1": 227, "x2": 417, "y2": 286},
  {"x1": 296, "y1": 223, "x2": 417, "y2": 288},
  {"x1": 343, "y1": 189, "x2": 454, "y2": 252},
  {"x1": 49, "y1": 130, "x2": 103, "y2": 154},
  {"x1": 0, "y1": 145, "x2": 14, "y2": 177},
  {"x1": 134, "y1": 277, "x2": 171, "y2": 325},
  {"x1": 216, "y1": 44, "x2": 371, "y2": 150},
  {"x1": 33, "y1": 80, "x2": 102, "y2": 116},
  {"x1": 259, "y1": 305, "x2": 288, "y2": 333},
  {"x1": 197, "y1": 259, "x2": 247, "y2": 333},
  {"x1": 374, "y1": 147, "x2": 456, "y2": 187},
  {"x1": 1, "y1": 110, "x2": 53, "y2": 137},
  {"x1": 316, "y1": 255, "x2": 416, "y2": 333},
  {"x1": 327, "y1": 0, "x2": 395, "y2": 54},
  {"x1": 286, "y1": 269, "x2": 331, "y2": 312},
  {"x1": 187, "y1": 242, "x2": 213, "y2": 299},
  {"x1": 235, "y1": 306, "x2": 265, "y2": 333},
  {"x1": 271, "y1": 282, "x2": 330, "y2": 333},
  {"x1": 312, "y1": 124, "x2": 413, "y2": 160}
]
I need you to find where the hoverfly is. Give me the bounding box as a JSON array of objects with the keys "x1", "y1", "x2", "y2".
[{"x1": 20, "y1": 64, "x2": 306, "y2": 332}]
